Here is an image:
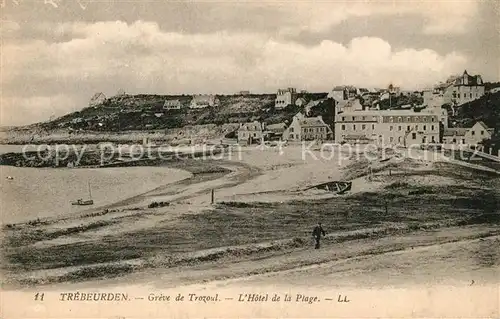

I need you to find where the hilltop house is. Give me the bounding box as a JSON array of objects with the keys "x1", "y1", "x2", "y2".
[
  {"x1": 443, "y1": 122, "x2": 494, "y2": 146},
  {"x1": 237, "y1": 121, "x2": 264, "y2": 145},
  {"x1": 190, "y1": 94, "x2": 220, "y2": 109},
  {"x1": 89, "y1": 92, "x2": 106, "y2": 107},
  {"x1": 163, "y1": 99, "x2": 182, "y2": 110},
  {"x1": 424, "y1": 70, "x2": 485, "y2": 107},
  {"x1": 283, "y1": 114, "x2": 332, "y2": 141},
  {"x1": 328, "y1": 86, "x2": 358, "y2": 101},
  {"x1": 275, "y1": 88, "x2": 298, "y2": 109}
]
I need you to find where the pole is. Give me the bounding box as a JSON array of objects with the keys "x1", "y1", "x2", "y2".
[{"x1": 211, "y1": 189, "x2": 215, "y2": 204}]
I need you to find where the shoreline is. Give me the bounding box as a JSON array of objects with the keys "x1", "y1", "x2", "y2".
[{"x1": 1, "y1": 146, "x2": 499, "y2": 290}]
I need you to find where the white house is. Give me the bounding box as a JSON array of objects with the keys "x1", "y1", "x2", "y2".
[
  {"x1": 190, "y1": 95, "x2": 220, "y2": 109},
  {"x1": 443, "y1": 121, "x2": 494, "y2": 146},
  {"x1": 163, "y1": 99, "x2": 182, "y2": 110},
  {"x1": 89, "y1": 92, "x2": 106, "y2": 107},
  {"x1": 275, "y1": 88, "x2": 297, "y2": 109}
]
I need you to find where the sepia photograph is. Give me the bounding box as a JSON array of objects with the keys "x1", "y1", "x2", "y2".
[{"x1": 1, "y1": 0, "x2": 499, "y2": 318}]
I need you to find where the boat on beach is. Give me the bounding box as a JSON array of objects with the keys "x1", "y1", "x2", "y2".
[
  {"x1": 305, "y1": 181, "x2": 353, "y2": 194},
  {"x1": 71, "y1": 182, "x2": 94, "y2": 206}
]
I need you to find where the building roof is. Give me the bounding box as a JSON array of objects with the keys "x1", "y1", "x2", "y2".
[
  {"x1": 475, "y1": 121, "x2": 490, "y2": 130},
  {"x1": 299, "y1": 117, "x2": 329, "y2": 128},
  {"x1": 239, "y1": 121, "x2": 263, "y2": 131},
  {"x1": 266, "y1": 123, "x2": 287, "y2": 131},
  {"x1": 443, "y1": 128, "x2": 468, "y2": 137},
  {"x1": 164, "y1": 99, "x2": 181, "y2": 105},
  {"x1": 192, "y1": 94, "x2": 217, "y2": 103}
]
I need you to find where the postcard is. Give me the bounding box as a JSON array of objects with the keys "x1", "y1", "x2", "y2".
[{"x1": 1, "y1": 0, "x2": 499, "y2": 318}]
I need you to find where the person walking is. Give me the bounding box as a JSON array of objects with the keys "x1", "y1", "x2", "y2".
[{"x1": 312, "y1": 222, "x2": 326, "y2": 249}]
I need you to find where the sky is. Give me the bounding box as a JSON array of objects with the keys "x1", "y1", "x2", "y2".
[{"x1": 1, "y1": 0, "x2": 499, "y2": 126}]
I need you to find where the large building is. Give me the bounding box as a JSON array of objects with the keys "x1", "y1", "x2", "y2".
[
  {"x1": 424, "y1": 70, "x2": 485, "y2": 106},
  {"x1": 275, "y1": 88, "x2": 298, "y2": 109},
  {"x1": 190, "y1": 94, "x2": 220, "y2": 109},
  {"x1": 335, "y1": 109, "x2": 440, "y2": 146},
  {"x1": 443, "y1": 121, "x2": 494, "y2": 146},
  {"x1": 283, "y1": 113, "x2": 332, "y2": 141}
]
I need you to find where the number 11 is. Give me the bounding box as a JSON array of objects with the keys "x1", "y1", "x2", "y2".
[{"x1": 34, "y1": 293, "x2": 45, "y2": 301}]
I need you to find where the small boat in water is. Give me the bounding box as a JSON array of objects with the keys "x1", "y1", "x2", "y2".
[{"x1": 71, "y1": 182, "x2": 94, "y2": 206}]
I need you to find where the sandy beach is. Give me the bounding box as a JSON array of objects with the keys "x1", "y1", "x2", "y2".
[{"x1": 1, "y1": 145, "x2": 499, "y2": 295}]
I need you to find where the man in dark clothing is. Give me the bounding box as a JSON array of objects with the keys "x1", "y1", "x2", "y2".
[{"x1": 312, "y1": 223, "x2": 326, "y2": 249}]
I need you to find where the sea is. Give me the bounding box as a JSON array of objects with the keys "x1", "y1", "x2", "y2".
[{"x1": 0, "y1": 145, "x2": 191, "y2": 224}]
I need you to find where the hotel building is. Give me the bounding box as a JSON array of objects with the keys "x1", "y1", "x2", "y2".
[{"x1": 335, "y1": 109, "x2": 440, "y2": 146}]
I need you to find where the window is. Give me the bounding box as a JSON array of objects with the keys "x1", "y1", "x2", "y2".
[
  {"x1": 398, "y1": 126, "x2": 402, "y2": 131},
  {"x1": 341, "y1": 125, "x2": 345, "y2": 130},
  {"x1": 353, "y1": 125, "x2": 357, "y2": 131},
  {"x1": 407, "y1": 125, "x2": 411, "y2": 131},
  {"x1": 453, "y1": 138, "x2": 457, "y2": 143},
  {"x1": 462, "y1": 139, "x2": 465, "y2": 144},
  {"x1": 362, "y1": 124, "x2": 366, "y2": 130},
  {"x1": 353, "y1": 116, "x2": 357, "y2": 121},
  {"x1": 372, "y1": 124, "x2": 375, "y2": 130},
  {"x1": 470, "y1": 93, "x2": 472, "y2": 98},
  {"x1": 431, "y1": 117, "x2": 435, "y2": 122},
  {"x1": 342, "y1": 117, "x2": 345, "y2": 121},
  {"x1": 415, "y1": 125, "x2": 419, "y2": 131},
  {"x1": 398, "y1": 136, "x2": 402, "y2": 143},
  {"x1": 481, "y1": 130, "x2": 484, "y2": 135},
  {"x1": 290, "y1": 127, "x2": 294, "y2": 132},
  {"x1": 407, "y1": 117, "x2": 411, "y2": 122},
  {"x1": 253, "y1": 133, "x2": 256, "y2": 137},
  {"x1": 431, "y1": 125, "x2": 435, "y2": 131},
  {"x1": 290, "y1": 134, "x2": 294, "y2": 139},
  {"x1": 398, "y1": 117, "x2": 402, "y2": 122},
  {"x1": 390, "y1": 116, "x2": 394, "y2": 123},
  {"x1": 471, "y1": 131, "x2": 475, "y2": 136},
  {"x1": 390, "y1": 126, "x2": 393, "y2": 131},
  {"x1": 390, "y1": 137, "x2": 394, "y2": 142},
  {"x1": 431, "y1": 136, "x2": 435, "y2": 143},
  {"x1": 423, "y1": 125, "x2": 427, "y2": 131},
  {"x1": 412, "y1": 133, "x2": 417, "y2": 140},
  {"x1": 362, "y1": 116, "x2": 366, "y2": 120}
]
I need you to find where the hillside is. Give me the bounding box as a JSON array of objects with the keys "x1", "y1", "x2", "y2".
[
  {"x1": 2, "y1": 93, "x2": 331, "y2": 143},
  {"x1": 449, "y1": 91, "x2": 500, "y2": 129}
]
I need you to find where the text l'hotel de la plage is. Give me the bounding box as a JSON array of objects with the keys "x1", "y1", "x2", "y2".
[{"x1": 1, "y1": 0, "x2": 499, "y2": 318}]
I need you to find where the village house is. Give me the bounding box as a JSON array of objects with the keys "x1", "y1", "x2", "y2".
[
  {"x1": 295, "y1": 97, "x2": 307, "y2": 107},
  {"x1": 283, "y1": 113, "x2": 332, "y2": 141},
  {"x1": 443, "y1": 122, "x2": 494, "y2": 146},
  {"x1": 328, "y1": 86, "x2": 358, "y2": 101},
  {"x1": 335, "y1": 109, "x2": 440, "y2": 146},
  {"x1": 265, "y1": 123, "x2": 287, "y2": 140},
  {"x1": 424, "y1": 70, "x2": 485, "y2": 106},
  {"x1": 190, "y1": 94, "x2": 220, "y2": 109},
  {"x1": 89, "y1": 92, "x2": 106, "y2": 107},
  {"x1": 237, "y1": 121, "x2": 264, "y2": 145},
  {"x1": 163, "y1": 99, "x2": 182, "y2": 110},
  {"x1": 275, "y1": 88, "x2": 298, "y2": 109}
]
